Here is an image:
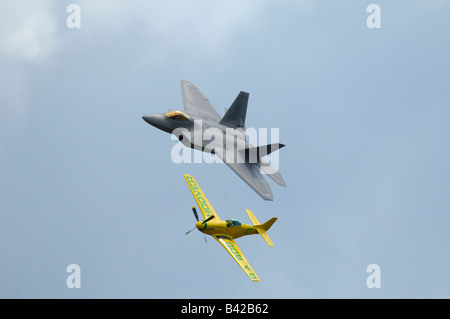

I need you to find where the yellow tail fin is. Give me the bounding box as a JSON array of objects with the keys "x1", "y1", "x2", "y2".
[{"x1": 245, "y1": 209, "x2": 277, "y2": 247}]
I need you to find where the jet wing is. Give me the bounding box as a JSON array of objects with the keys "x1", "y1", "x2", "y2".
[
  {"x1": 214, "y1": 235, "x2": 260, "y2": 282},
  {"x1": 181, "y1": 81, "x2": 222, "y2": 122},
  {"x1": 184, "y1": 174, "x2": 220, "y2": 220},
  {"x1": 214, "y1": 147, "x2": 273, "y2": 201}
]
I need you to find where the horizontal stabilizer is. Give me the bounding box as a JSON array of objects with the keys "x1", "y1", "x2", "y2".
[
  {"x1": 246, "y1": 209, "x2": 276, "y2": 247},
  {"x1": 243, "y1": 143, "x2": 285, "y2": 160},
  {"x1": 258, "y1": 158, "x2": 287, "y2": 187}
]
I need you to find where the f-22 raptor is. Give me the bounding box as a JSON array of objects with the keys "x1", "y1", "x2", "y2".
[{"x1": 142, "y1": 81, "x2": 286, "y2": 200}]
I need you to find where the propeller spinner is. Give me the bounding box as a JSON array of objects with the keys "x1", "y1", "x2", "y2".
[{"x1": 185, "y1": 206, "x2": 214, "y2": 243}]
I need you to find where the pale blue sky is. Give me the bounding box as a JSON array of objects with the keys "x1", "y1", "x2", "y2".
[{"x1": 1, "y1": 0, "x2": 449, "y2": 298}]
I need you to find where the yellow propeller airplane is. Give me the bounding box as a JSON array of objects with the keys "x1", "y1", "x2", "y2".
[{"x1": 184, "y1": 174, "x2": 277, "y2": 282}]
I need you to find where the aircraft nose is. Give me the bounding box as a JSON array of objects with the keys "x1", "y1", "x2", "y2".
[
  {"x1": 142, "y1": 113, "x2": 155, "y2": 125},
  {"x1": 196, "y1": 221, "x2": 205, "y2": 231},
  {"x1": 142, "y1": 113, "x2": 175, "y2": 134}
]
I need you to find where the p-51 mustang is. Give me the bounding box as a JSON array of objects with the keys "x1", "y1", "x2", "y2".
[{"x1": 184, "y1": 174, "x2": 277, "y2": 281}]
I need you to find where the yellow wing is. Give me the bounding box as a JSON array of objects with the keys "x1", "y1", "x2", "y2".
[
  {"x1": 184, "y1": 174, "x2": 220, "y2": 220},
  {"x1": 214, "y1": 235, "x2": 260, "y2": 282}
]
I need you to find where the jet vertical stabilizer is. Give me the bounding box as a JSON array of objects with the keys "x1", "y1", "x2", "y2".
[{"x1": 219, "y1": 91, "x2": 249, "y2": 129}]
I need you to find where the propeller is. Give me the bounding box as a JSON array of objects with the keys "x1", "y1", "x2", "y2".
[
  {"x1": 185, "y1": 206, "x2": 215, "y2": 243},
  {"x1": 184, "y1": 207, "x2": 199, "y2": 235},
  {"x1": 203, "y1": 215, "x2": 215, "y2": 223},
  {"x1": 192, "y1": 206, "x2": 199, "y2": 222},
  {"x1": 185, "y1": 226, "x2": 197, "y2": 236}
]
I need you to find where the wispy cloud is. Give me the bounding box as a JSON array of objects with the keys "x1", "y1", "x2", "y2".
[
  {"x1": 76, "y1": 0, "x2": 313, "y2": 63},
  {"x1": 0, "y1": 1, "x2": 58, "y2": 62},
  {"x1": 0, "y1": 1, "x2": 59, "y2": 157}
]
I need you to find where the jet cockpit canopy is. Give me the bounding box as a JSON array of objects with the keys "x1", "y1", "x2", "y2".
[{"x1": 165, "y1": 110, "x2": 190, "y2": 122}]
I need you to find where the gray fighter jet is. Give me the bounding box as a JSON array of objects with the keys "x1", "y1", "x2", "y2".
[{"x1": 142, "y1": 81, "x2": 286, "y2": 200}]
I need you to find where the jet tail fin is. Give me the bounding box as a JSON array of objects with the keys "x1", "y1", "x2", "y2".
[
  {"x1": 246, "y1": 209, "x2": 277, "y2": 247},
  {"x1": 219, "y1": 91, "x2": 249, "y2": 128}
]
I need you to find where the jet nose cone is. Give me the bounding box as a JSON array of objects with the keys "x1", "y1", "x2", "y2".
[
  {"x1": 142, "y1": 113, "x2": 154, "y2": 124},
  {"x1": 142, "y1": 113, "x2": 174, "y2": 133}
]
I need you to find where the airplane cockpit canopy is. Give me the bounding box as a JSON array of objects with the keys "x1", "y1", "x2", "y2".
[
  {"x1": 165, "y1": 110, "x2": 190, "y2": 122},
  {"x1": 226, "y1": 219, "x2": 242, "y2": 227}
]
